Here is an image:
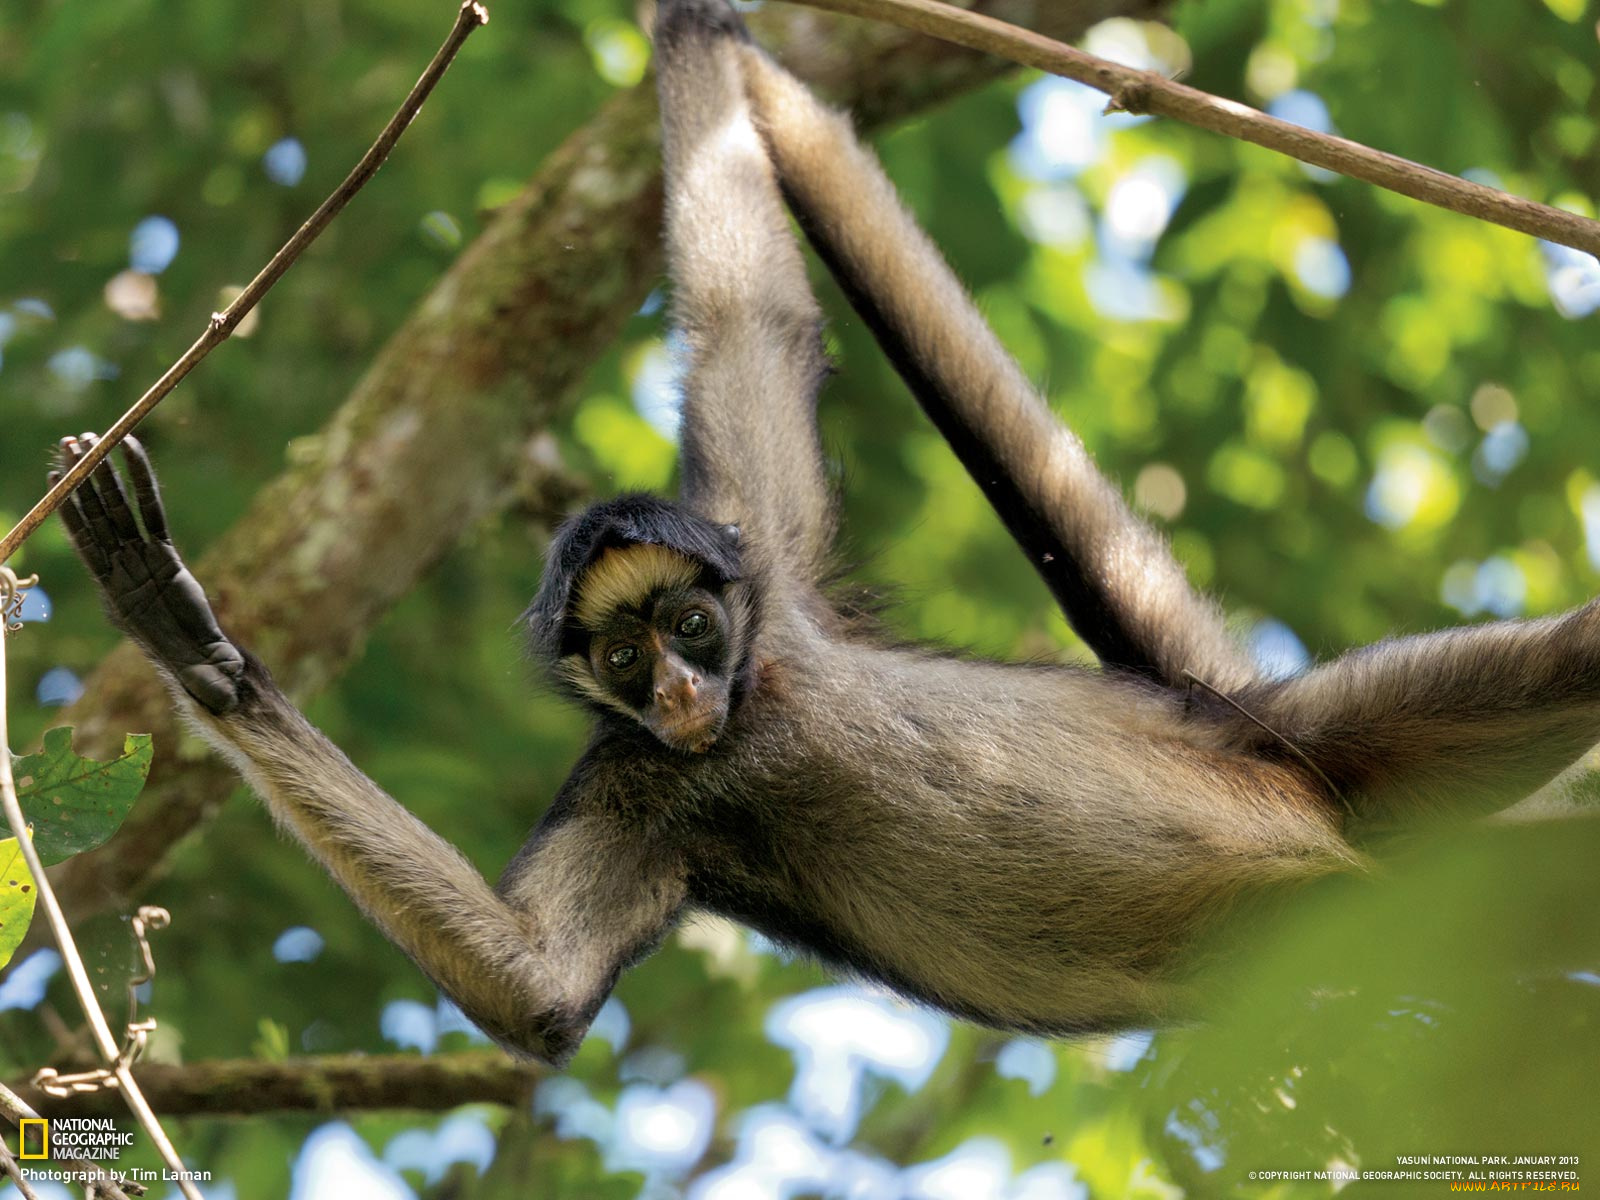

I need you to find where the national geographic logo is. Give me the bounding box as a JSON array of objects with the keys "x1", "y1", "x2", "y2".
[{"x1": 13, "y1": 1117, "x2": 133, "y2": 1160}]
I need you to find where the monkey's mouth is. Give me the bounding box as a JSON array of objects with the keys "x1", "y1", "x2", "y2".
[{"x1": 650, "y1": 710, "x2": 725, "y2": 754}]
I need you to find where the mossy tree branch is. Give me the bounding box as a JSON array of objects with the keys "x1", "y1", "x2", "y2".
[{"x1": 9, "y1": 1052, "x2": 544, "y2": 1118}]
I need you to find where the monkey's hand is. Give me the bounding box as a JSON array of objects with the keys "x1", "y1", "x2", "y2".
[{"x1": 53, "y1": 433, "x2": 246, "y2": 715}]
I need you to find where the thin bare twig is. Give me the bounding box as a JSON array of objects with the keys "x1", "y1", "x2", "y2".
[
  {"x1": 0, "y1": 1082, "x2": 141, "y2": 1199},
  {"x1": 0, "y1": 0, "x2": 491, "y2": 568},
  {"x1": 0, "y1": 576, "x2": 198, "y2": 1198},
  {"x1": 779, "y1": 0, "x2": 1600, "y2": 258},
  {"x1": 0, "y1": 1134, "x2": 41, "y2": 1200}
]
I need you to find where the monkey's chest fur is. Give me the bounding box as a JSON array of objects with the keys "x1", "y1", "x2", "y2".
[{"x1": 628, "y1": 631, "x2": 1352, "y2": 1035}]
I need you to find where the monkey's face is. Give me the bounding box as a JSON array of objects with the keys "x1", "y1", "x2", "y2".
[{"x1": 586, "y1": 584, "x2": 737, "y2": 753}]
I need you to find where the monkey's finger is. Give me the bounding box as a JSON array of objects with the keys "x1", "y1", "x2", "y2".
[
  {"x1": 89, "y1": 440, "x2": 143, "y2": 544},
  {"x1": 120, "y1": 436, "x2": 171, "y2": 542},
  {"x1": 73, "y1": 433, "x2": 129, "y2": 540},
  {"x1": 49, "y1": 469, "x2": 112, "y2": 578},
  {"x1": 58, "y1": 436, "x2": 122, "y2": 553}
]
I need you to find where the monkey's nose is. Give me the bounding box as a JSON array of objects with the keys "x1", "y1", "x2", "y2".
[{"x1": 654, "y1": 672, "x2": 701, "y2": 710}]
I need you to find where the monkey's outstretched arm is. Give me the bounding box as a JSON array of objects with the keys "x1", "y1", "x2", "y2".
[
  {"x1": 54, "y1": 436, "x2": 684, "y2": 1064},
  {"x1": 1249, "y1": 607, "x2": 1600, "y2": 833},
  {"x1": 738, "y1": 48, "x2": 1255, "y2": 691},
  {"x1": 656, "y1": 0, "x2": 835, "y2": 589}
]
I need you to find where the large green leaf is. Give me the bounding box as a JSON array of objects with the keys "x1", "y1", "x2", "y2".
[
  {"x1": 7, "y1": 727, "x2": 153, "y2": 866},
  {"x1": 0, "y1": 834, "x2": 37, "y2": 969}
]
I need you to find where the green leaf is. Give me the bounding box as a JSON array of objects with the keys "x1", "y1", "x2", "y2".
[
  {"x1": 253, "y1": 1018, "x2": 292, "y2": 1062},
  {"x1": 0, "y1": 835, "x2": 37, "y2": 969},
  {"x1": 8, "y1": 727, "x2": 153, "y2": 866}
]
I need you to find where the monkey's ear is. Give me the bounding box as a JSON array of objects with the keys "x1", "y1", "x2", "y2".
[
  {"x1": 522, "y1": 579, "x2": 574, "y2": 665},
  {"x1": 524, "y1": 508, "x2": 598, "y2": 663}
]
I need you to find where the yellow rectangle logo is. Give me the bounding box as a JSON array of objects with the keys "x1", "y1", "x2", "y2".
[{"x1": 17, "y1": 1118, "x2": 47, "y2": 1159}]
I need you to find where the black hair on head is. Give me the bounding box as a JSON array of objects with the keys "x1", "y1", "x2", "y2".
[{"x1": 524, "y1": 494, "x2": 742, "y2": 663}]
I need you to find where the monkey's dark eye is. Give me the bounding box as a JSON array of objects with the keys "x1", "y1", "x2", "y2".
[
  {"x1": 677, "y1": 611, "x2": 709, "y2": 638},
  {"x1": 607, "y1": 645, "x2": 639, "y2": 671}
]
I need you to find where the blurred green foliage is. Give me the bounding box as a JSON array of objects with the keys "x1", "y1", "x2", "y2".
[{"x1": 2, "y1": 0, "x2": 1598, "y2": 1194}]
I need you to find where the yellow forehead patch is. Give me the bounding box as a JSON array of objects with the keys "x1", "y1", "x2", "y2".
[{"x1": 574, "y1": 544, "x2": 699, "y2": 631}]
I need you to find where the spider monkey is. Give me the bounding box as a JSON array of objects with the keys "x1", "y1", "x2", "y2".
[{"x1": 52, "y1": 0, "x2": 1600, "y2": 1064}]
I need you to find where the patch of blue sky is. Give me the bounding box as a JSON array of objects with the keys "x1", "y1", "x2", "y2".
[
  {"x1": 632, "y1": 335, "x2": 685, "y2": 441},
  {"x1": 1580, "y1": 485, "x2": 1600, "y2": 573},
  {"x1": 1165, "y1": 1105, "x2": 1226, "y2": 1173},
  {"x1": 264, "y1": 137, "x2": 308, "y2": 187},
  {"x1": 1472, "y1": 420, "x2": 1528, "y2": 484},
  {"x1": 1083, "y1": 256, "x2": 1175, "y2": 322},
  {"x1": 1440, "y1": 556, "x2": 1526, "y2": 619},
  {"x1": 129, "y1": 215, "x2": 179, "y2": 274},
  {"x1": 47, "y1": 346, "x2": 118, "y2": 391},
  {"x1": 16, "y1": 584, "x2": 49, "y2": 623},
  {"x1": 433, "y1": 995, "x2": 491, "y2": 1044},
  {"x1": 1249, "y1": 618, "x2": 1311, "y2": 680},
  {"x1": 689, "y1": 1105, "x2": 900, "y2": 1200},
  {"x1": 272, "y1": 926, "x2": 325, "y2": 963},
  {"x1": 1364, "y1": 445, "x2": 1440, "y2": 530},
  {"x1": 902, "y1": 1137, "x2": 1013, "y2": 1200},
  {"x1": 1010, "y1": 76, "x2": 1135, "y2": 182},
  {"x1": 0, "y1": 949, "x2": 62, "y2": 1011},
  {"x1": 1293, "y1": 236, "x2": 1351, "y2": 300},
  {"x1": 535, "y1": 1075, "x2": 615, "y2": 1143},
  {"x1": 383, "y1": 1112, "x2": 496, "y2": 1186},
  {"x1": 1101, "y1": 1028, "x2": 1155, "y2": 1071},
  {"x1": 587, "y1": 995, "x2": 631, "y2": 1054},
  {"x1": 1101, "y1": 156, "x2": 1186, "y2": 261},
  {"x1": 1016, "y1": 182, "x2": 1092, "y2": 249},
  {"x1": 379, "y1": 998, "x2": 439, "y2": 1053},
  {"x1": 608, "y1": 1078, "x2": 717, "y2": 1176},
  {"x1": 1083, "y1": 18, "x2": 1165, "y2": 69},
  {"x1": 289, "y1": 1123, "x2": 414, "y2": 1200},
  {"x1": 621, "y1": 1044, "x2": 688, "y2": 1086},
  {"x1": 1471, "y1": 556, "x2": 1526, "y2": 618},
  {"x1": 1540, "y1": 241, "x2": 1600, "y2": 319},
  {"x1": 36, "y1": 666, "x2": 82, "y2": 707},
  {"x1": 1009, "y1": 1164, "x2": 1089, "y2": 1200},
  {"x1": 994, "y1": 1038, "x2": 1056, "y2": 1096},
  {"x1": 765, "y1": 984, "x2": 949, "y2": 1143}
]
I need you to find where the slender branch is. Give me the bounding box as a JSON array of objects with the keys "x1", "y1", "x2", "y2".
[
  {"x1": 0, "y1": 1136, "x2": 40, "y2": 1200},
  {"x1": 779, "y1": 0, "x2": 1600, "y2": 258},
  {"x1": 9, "y1": 1053, "x2": 545, "y2": 1118},
  {"x1": 0, "y1": 1083, "x2": 140, "y2": 1199},
  {"x1": 0, "y1": 586, "x2": 179, "y2": 1196},
  {"x1": 0, "y1": 0, "x2": 490, "y2": 568}
]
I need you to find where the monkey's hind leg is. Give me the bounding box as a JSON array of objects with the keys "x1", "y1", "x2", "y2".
[{"x1": 1252, "y1": 605, "x2": 1600, "y2": 834}]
